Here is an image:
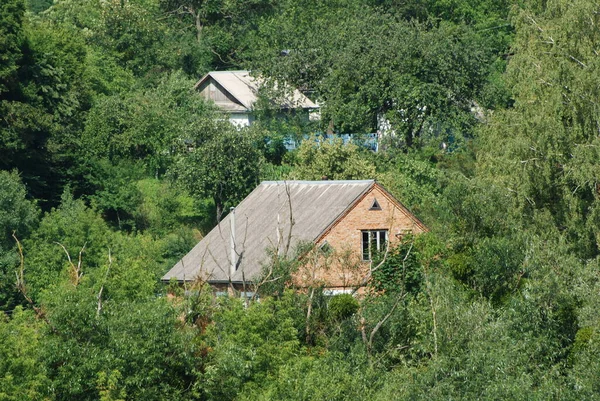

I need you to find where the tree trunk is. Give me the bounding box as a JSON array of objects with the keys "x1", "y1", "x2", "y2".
[
  {"x1": 195, "y1": 11, "x2": 203, "y2": 43},
  {"x1": 215, "y1": 198, "x2": 223, "y2": 224}
]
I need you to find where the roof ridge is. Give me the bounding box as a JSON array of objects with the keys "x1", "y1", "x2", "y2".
[
  {"x1": 209, "y1": 70, "x2": 250, "y2": 74},
  {"x1": 261, "y1": 179, "x2": 375, "y2": 185}
]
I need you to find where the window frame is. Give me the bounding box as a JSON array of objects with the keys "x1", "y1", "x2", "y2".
[{"x1": 361, "y1": 229, "x2": 388, "y2": 261}]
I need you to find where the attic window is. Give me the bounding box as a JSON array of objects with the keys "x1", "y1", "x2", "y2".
[{"x1": 370, "y1": 198, "x2": 382, "y2": 210}]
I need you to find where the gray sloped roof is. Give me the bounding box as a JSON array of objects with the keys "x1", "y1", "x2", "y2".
[
  {"x1": 162, "y1": 180, "x2": 374, "y2": 283},
  {"x1": 194, "y1": 70, "x2": 318, "y2": 111}
]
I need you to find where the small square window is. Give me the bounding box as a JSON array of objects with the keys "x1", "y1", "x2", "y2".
[{"x1": 319, "y1": 241, "x2": 334, "y2": 255}]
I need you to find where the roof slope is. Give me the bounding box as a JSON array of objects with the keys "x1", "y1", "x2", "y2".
[
  {"x1": 162, "y1": 180, "x2": 374, "y2": 283},
  {"x1": 194, "y1": 70, "x2": 318, "y2": 111}
]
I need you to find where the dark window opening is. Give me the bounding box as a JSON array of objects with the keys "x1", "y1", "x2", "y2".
[
  {"x1": 362, "y1": 230, "x2": 388, "y2": 261},
  {"x1": 370, "y1": 198, "x2": 381, "y2": 210},
  {"x1": 320, "y1": 241, "x2": 333, "y2": 256}
]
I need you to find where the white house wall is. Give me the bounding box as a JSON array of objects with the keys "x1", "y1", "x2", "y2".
[{"x1": 229, "y1": 113, "x2": 252, "y2": 128}]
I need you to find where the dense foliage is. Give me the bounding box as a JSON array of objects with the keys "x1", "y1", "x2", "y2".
[{"x1": 2, "y1": 0, "x2": 600, "y2": 399}]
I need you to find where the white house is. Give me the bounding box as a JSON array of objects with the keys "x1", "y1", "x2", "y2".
[{"x1": 194, "y1": 70, "x2": 319, "y2": 128}]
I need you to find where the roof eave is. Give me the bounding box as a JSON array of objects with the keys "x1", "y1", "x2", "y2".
[
  {"x1": 160, "y1": 278, "x2": 248, "y2": 285},
  {"x1": 375, "y1": 183, "x2": 429, "y2": 232},
  {"x1": 193, "y1": 72, "x2": 211, "y2": 90},
  {"x1": 194, "y1": 72, "x2": 254, "y2": 111}
]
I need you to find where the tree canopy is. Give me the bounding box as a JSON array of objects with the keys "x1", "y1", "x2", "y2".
[{"x1": 2, "y1": 0, "x2": 600, "y2": 399}]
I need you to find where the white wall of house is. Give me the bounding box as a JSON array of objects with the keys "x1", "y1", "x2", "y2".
[{"x1": 229, "y1": 113, "x2": 252, "y2": 128}]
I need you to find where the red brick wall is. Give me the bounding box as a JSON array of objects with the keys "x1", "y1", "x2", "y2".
[{"x1": 294, "y1": 185, "x2": 426, "y2": 288}]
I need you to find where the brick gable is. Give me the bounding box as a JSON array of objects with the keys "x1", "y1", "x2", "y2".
[{"x1": 294, "y1": 184, "x2": 427, "y2": 289}]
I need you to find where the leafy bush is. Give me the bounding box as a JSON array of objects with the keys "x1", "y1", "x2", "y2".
[{"x1": 328, "y1": 294, "x2": 359, "y2": 322}]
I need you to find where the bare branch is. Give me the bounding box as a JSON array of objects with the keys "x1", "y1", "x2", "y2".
[
  {"x1": 55, "y1": 242, "x2": 73, "y2": 267},
  {"x1": 55, "y1": 242, "x2": 86, "y2": 286},
  {"x1": 368, "y1": 291, "x2": 407, "y2": 351},
  {"x1": 13, "y1": 233, "x2": 59, "y2": 334},
  {"x1": 569, "y1": 55, "x2": 587, "y2": 68},
  {"x1": 305, "y1": 287, "x2": 315, "y2": 343},
  {"x1": 284, "y1": 181, "x2": 295, "y2": 256},
  {"x1": 353, "y1": 206, "x2": 398, "y2": 292},
  {"x1": 97, "y1": 248, "x2": 113, "y2": 317},
  {"x1": 422, "y1": 258, "x2": 438, "y2": 356}
]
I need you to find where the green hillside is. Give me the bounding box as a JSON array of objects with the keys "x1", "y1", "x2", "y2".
[{"x1": 2, "y1": 0, "x2": 600, "y2": 399}]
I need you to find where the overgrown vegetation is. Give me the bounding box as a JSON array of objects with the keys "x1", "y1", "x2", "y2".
[{"x1": 2, "y1": 0, "x2": 600, "y2": 399}]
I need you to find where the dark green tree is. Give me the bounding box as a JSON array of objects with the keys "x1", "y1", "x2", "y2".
[
  {"x1": 248, "y1": 1, "x2": 506, "y2": 148},
  {"x1": 172, "y1": 121, "x2": 263, "y2": 220},
  {"x1": 0, "y1": 171, "x2": 39, "y2": 312}
]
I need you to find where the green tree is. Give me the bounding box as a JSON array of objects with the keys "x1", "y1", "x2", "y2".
[
  {"x1": 248, "y1": 1, "x2": 505, "y2": 148},
  {"x1": 287, "y1": 136, "x2": 376, "y2": 180},
  {"x1": 199, "y1": 292, "x2": 302, "y2": 399},
  {"x1": 477, "y1": 0, "x2": 600, "y2": 258},
  {"x1": 159, "y1": 0, "x2": 277, "y2": 67},
  {"x1": 80, "y1": 71, "x2": 212, "y2": 176},
  {"x1": 86, "y1": 160, "x2": 144, "y2": 231},
  {"x1": 1, "y1": 3, "x2": 93, "y2": 207},
  {"x1": 0, "y1": 171, "x2": 38, "y2": 249},
  {"x1": 41, "y1": 288, "x2": 197, "y2": 401},
  {"x1": 0, "y1": 307, "x2": 50, "y2": 401},
  {"x1": 172, "y1": 121, "x2": 263, "y2": 219},
  {"x1": 240, "y1": 352, "x2": 378, "y2": 401},
  {"x1": 24, "y1": 191, "x2": 111, "y2": 300},
  {"x1": 0, "y1": 171, "x2": 38, "y2": 312},
  {"x1": 0, "y1": 0, "x2": 26, "y2": 97}
]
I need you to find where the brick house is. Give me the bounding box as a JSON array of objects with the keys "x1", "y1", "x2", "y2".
[{"x1": 162, "y1": 180, "x2": 427, "y2": 294}]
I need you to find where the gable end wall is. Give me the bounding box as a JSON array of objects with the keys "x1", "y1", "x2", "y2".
[
  {"x1": 197, "y1": 78, "x2": 246, "y2": 111},
  {"x1": 303, "y1": 185, "x2": 426, "y2": 288}
]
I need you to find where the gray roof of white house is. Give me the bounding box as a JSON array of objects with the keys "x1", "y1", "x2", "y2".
[
  {"x1": 194, "y1": 70, "x2": 318, "y2": 112},
  {"x1": 162, "y1": 180, "x2": 375, "y2": 284}
]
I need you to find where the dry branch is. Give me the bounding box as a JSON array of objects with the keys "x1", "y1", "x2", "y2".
[{"x1": 13, "y1": 233, "x2": 59, "y2": 334}]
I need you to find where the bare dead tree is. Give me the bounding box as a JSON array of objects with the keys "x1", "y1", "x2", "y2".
[
  {"x1": 422, "y1": 251, "x2": 438, "y2": 357},
  {"x1": 252, "y1": 181, "x2": 295, "y2": 298},
  {"x1": 182, "y1": 256, "x2": 188, "y2": 296},
  {"x1": 352, "y1": 207, "x2": 398, "y2": 293},
  {"x1": 96, "y1": 248, "x2": 113, "y2": 317},
  {"x1": 360, "y1": 291, "x2": 407, "y2": 359},
  {"x1": 283, "y1": 181, "x2": 295, "y2": 257},
  {"x1": 303, "y1": 248, "x2": 323, "y2": 343},
  {"x1": 55, "y1": 241, "x2": 86, "y2": 286},
  {"x1": 305, "y1": 287, "x2": 316, "y2": 343},
  {"x1": 166, "y1": 5, "x2": 205, "y2": 43},
  {"x1": 240, "y1": 214, "x2": 250, "y2": 305}
]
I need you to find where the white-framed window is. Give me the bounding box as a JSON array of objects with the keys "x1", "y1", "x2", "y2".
[
  {"x1": 240, "y1": 291, "x2": 255, "y2": 299},
  {"x1": 362, "y1": 230, "x2": 388, "y2": 261},
  {"x1": 323, "y1": 288, "x2": 354, "y2": 296}
]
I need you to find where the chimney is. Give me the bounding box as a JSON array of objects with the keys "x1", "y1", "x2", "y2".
[{"x1": 230, "y1": 207, "x2": 236, "y2": 278}]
